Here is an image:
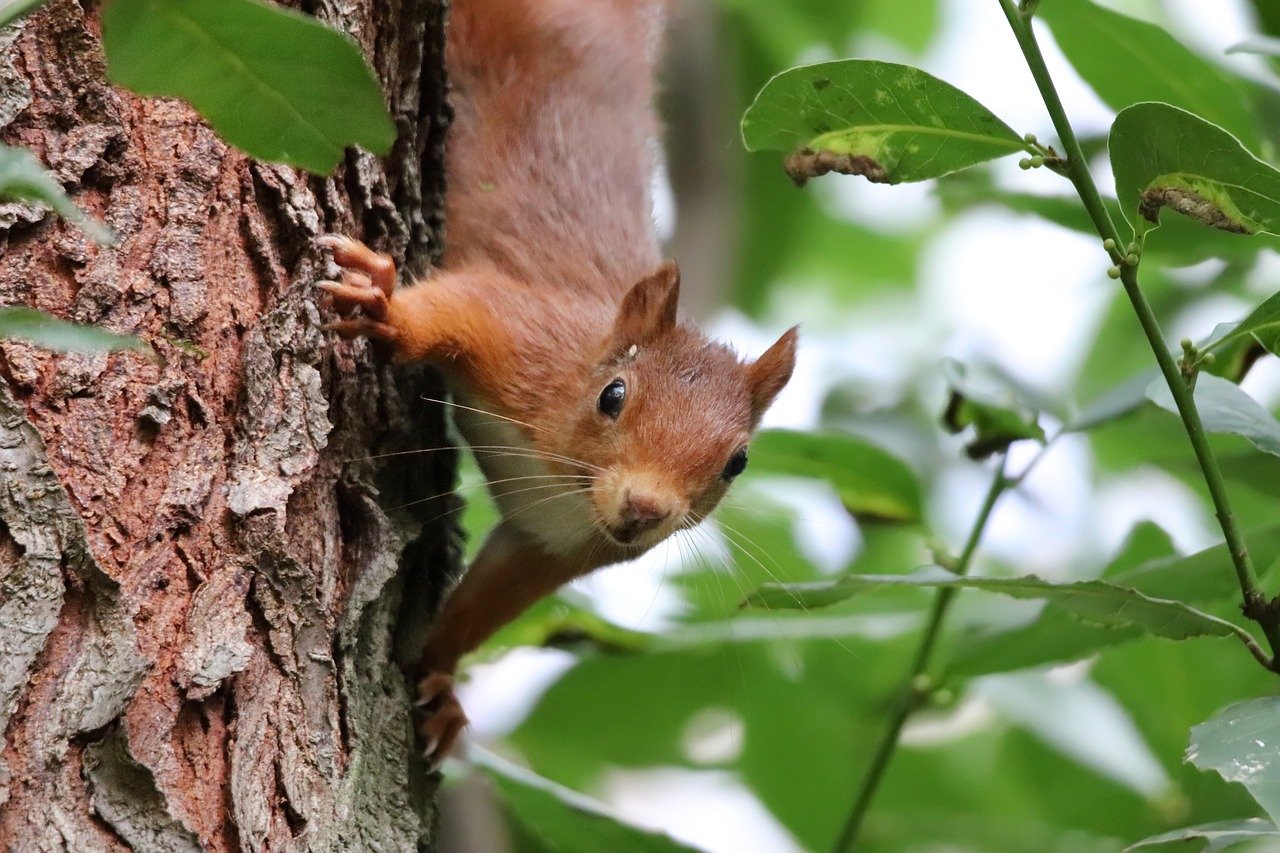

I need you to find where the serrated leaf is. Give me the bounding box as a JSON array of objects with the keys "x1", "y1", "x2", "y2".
[
  {"x1": 1110, "y1": 103, "x2": 1280, "y2": 239},
  {"x1": 1110, "y1": 523, "x2": 1280, "y2": 602},
  {"x1": 102, "y1": 0, "x2": 395, "y2": 174},
  {"x1": 1127, "y1": 818, "x2": 1280, "y2": 851},
  {"x1": 0, "y1": 307, "x2": 146, "y2": 352},
  {"x1": 473, "y1": 748, "x2": 701, "y2": 853},
  {"x1": 746, "y1": 429, "x2": 922, "y2": 523},
  {"x1": 746, "y1": 566, "x2": 1253, "y2": 646},
  {"x1": 741, "y1": 60, "x2": 1026, "y2": 186},
  {"x1": 1147, "y1": 374, "x2": 1280, "y2": 459},
  {"x1": 0, "y1": 0, "x2": 46, "y2": 29},
  {"x1": 0, "y1": 143, "x2": 114, "y2": 244},
  {"x1": 1187, "y1": 697, "x2": 1280, "y2": 826},
  {"x1": 941, "y1": 359, "x2": 1045, "y2": 459},
  {"x1": 1040, "y1": 0, "x2": 1260, "y2": 149}
]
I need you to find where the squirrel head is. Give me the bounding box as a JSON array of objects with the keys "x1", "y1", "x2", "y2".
[{"x1": 555, "y1": 261, "x2": 798, "y2": 551}]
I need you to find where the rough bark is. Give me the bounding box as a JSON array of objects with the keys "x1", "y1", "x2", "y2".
[{"x1": 0, "y1": 1, "x2": 456, "y2": 849}]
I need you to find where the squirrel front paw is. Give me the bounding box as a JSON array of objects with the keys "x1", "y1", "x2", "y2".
[
  {"x1": 415, "y1": 670, "x2": 469, "y2": 767},
  {"x1": 317, "y1": 235, "x2": 401, "y2": 343}
]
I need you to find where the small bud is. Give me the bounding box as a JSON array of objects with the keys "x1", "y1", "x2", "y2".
[
  {"x1": 1103, "y1": 238, "x2": 1116, "y2": 252},
  {"x1": 1180, "y1": 338, "x2": 1194, "y2": 352},
  {"x1": 1023, "y1": 133, "x2": 1038, "y2": 145},
  {"x1": 1125, "y1": 253, "x2": 1139, "y2": 266},
  {"x1": 1029, "y1": 155, "x2": 1045, "y2": 168},
  {"x1": 1203, "y1": 352, "x2": 1217, "y2": 366},
  {"x1": 911, "y1": 674, "x2": 933, "y2": 695},
  {"x1": 934, "y1": 688, "x2": 955, "y2": 706},
  {"x1": 1107, "y1": 266, "x2": 1122, "y2": 279},
  {"x1": 1018, "y1": 157, "x2": 1033, "y2": 170}
]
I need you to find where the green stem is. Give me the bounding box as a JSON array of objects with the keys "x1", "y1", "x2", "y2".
[
  {"x1": 832, "y1": 456, "x2": 1010, "y2": 852},
  {"x1": 994, "y1": 0, "x2": 1279, "y2": 660}
]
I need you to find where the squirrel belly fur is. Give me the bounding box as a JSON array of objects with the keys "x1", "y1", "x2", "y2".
[{"x1": 318, "y1": 0, "x2": 798, "y2": 763}]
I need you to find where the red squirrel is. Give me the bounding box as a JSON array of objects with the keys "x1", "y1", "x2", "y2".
[{"x1": 317, "y1": 0, "x2": 797, "y2": 763}]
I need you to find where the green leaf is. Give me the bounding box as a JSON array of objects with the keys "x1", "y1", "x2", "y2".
[
  {"x1": 472, "y1": 748, "x2": 701, "y2": 853},
  {"x1": 1110, "y1": 103, "x2": 1280, "y2": 239},
  {"x1": 1110, "y1": 523, "x2": 1280, "y2": 603},
  {"x1": 746, "y1": 429, "x2": 922, "y2": 523},
  {"x1": 1204, "y1": 290, "x2": 1280, "y2": 363},
  {"x1": 102, "y1": 0, "x2": 395, "y2": 174},
  {"x1": 1127, "y1": 818, "x2": 1280, "y2": 851},
  {"x1": 949, "y1": 522, "x2": 1175, "y2": 676},
  {"x1": 741, "y1": 60, "x2": 1026, "y2": 185},
  {"x1": 941, "y1": 360, "x2": 1046, "y2": 459},
  {"x1": 0, "y1": 143, "x2": 114, "y2": 244},
  {"x1": 0, "y1": 0, "x2": 46, "y2": 29},
  {"x1": 1147, "y1": 374, "x2": 1280, "y2": 459},
  {"x1": 0, "y1": 307, "x2": 147, "y2": 352},
  {"x1": 1039, "y1": 0, "x2": 1260, "y2": 149},
  {"x1": 1187, "y1": 697, "x2": 1280, "y2": 825},
  {"x1": 746, "y1": 566, "x2": 1253, "y2": 645}
]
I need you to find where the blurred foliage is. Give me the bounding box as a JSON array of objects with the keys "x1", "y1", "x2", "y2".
[{"x1": 458, "y1": 0, "x2": 1280, "y2": 851}]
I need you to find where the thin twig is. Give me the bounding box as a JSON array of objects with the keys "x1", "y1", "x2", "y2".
[
  {"x1": 832, "y1": 455, "x2": 1011, "y2": 851},
  {"x1": 993, "y1": 0, "x2": 1278, "y2": 659}
]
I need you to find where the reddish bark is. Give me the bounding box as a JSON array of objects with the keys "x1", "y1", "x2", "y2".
[{"x1": 0, "y1": 1, "x2": 455, "y2": 848}]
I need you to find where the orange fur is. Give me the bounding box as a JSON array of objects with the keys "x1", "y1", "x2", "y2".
[{"x1": 319, "y1": 0, "x2": 796, "y2": 765}]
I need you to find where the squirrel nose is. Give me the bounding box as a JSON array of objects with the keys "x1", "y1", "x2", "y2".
[{"x1": 622, "y1": 490, "x2": 671, "y2": 528}]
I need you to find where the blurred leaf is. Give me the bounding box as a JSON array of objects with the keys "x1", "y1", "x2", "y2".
[
  {"x1": 1070, "y1": 371, "x2": 1158, "y2": 433},
  {"x1": 1227, "y1": 37, "x2": 1280, "y2": 59},
  {"x1": 0, "y1": 0, "x2": 45, "y2": 28},
  {"x1": 1110, "y1": 103, "x2": 1280, "y2": 239},
  {"x1": 479, "y1": 596, "x2": 653, "y2": 662},
  {"x1": 936, "y1": 176, "x2": 1280, "y2": 266},
  {"x1": 747, "y1": 566, "x2": 1255, "y2": 646},
  {"x1": 942, "y1": 359, "x2": 1046, "y2": 459},
  {"x1": 949, "y1": 522, "x2": 1176, "y2": 676},
  {"x1": 0, "y1": 143, "x2": 114, "y2": 243},
  {"x1": 1127, "y1": 818, "x2": 1280, "y2": 851},
  {"x1": 1147, "y1": 374, "x2": 1280, "y2": 459},
  {"x1": 1039, "y1": 0, "x2": 1260, "y2": 148},
  {"x1": 1188, "y1": 698, "x2": 1280, "y2": 825},
  {"x1": 1204, "y1": 290, "x2": 1280, "y2": 365},
  {"x1": 747, "y1": 429, "x2": 922, "y2": 523},
  {"x1": 1110, "y1": 523, "x2": 1280, "y2": 602},
  {"x1": 1215, "y1": 451, "x2": 1280, "y2": 502},
  {"x1": 742, "y1": 60, "x2": 1025, "y2": 185},
  {"x1": 102, "y1": 0, "x2": 395, "y2": 173},
  {"x1": 0, "y1": 306, "x2": 146, "y2": 352},
  {"x1": 473, "y1": 748, "x2": 701, "y2": 853}
]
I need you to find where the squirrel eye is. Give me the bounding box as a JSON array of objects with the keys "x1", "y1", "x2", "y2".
[
  {"x1": 598, "y1": 378, "x2": 626, "y2": 420},
  {"x1": 722, "y1": 448, "x2": 748, "y2": 481}
]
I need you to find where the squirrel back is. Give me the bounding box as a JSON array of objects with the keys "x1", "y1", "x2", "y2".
[{"x1": 445, "y1": 0, "x2": 668, "y2": 295}]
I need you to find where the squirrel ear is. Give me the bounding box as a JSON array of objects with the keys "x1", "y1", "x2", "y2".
[
  {"x1": 614, "y1": 261, "x2": 680, "y2": 347},
  {"x1": 747, "y1": 326, "x2": 798, "y2": 421}
]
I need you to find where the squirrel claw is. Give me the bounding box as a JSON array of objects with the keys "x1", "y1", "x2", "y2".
[
  {"x1": 415, "y1": 671, "x2": 468, "y2": 767},
  {"x1": 317, "y1": 276, "x2": 389, "y2": 320},
  {"x1": 321, "y1": 317, "x2": 401, "y2": 342},
  {"x1": 318, "y1": 234, "x2": 397, "y2": 297}
]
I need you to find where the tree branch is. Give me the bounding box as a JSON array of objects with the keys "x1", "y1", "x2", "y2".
[{"x1": 993, "y1": 0, "x2": 1278, "y2": 662}]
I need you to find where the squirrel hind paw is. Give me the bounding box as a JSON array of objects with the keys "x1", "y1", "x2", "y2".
[{"x1": 414, "y1": 672, "x2": 469, "y2": 767}]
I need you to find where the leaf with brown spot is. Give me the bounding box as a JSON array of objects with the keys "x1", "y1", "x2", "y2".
[
  {"x1": 1110, "y1": 102, "x2": 1280, "y2": 239},
  {"x1": 742, "y1": 60, "x2": 1027, "y2": 185}
]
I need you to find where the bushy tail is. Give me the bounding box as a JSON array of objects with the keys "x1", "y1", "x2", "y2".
[{"x1": 443, "y1": 0, "x2": 667, "y2": 291}]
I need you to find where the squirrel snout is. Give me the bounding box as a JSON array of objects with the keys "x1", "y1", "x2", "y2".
[
  {"x1": 622, "y1": 490, "x2": 671, "y2": 526},
  {"x1": 608, "y1": 488, "x2": 678, "y2": 545}
]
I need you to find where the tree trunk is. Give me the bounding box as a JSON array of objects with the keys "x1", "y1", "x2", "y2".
[{"x1": 0, "y1": 1, "x2": 455, "y2": 849}]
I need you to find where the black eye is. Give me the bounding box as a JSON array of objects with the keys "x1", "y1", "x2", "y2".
[
  {"x1": 722, "y1": 448, "x2": 748, "y2": 481},
  {"x1": 598, "y1": 378, "x2": 626, "y2": 420}
]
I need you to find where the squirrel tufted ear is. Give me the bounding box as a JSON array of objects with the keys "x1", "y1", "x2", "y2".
[
  {"x1": 747, "y1": 326, "x2": 799, "y2": 421},
  {"x1": 613, "y1": 261, "x2": 680, "y2": 348}
]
